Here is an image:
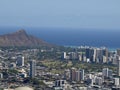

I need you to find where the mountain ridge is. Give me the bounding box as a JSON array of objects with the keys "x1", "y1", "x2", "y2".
[{"x1": 0, "y1": 29, "x2": 53, "y2": 47}]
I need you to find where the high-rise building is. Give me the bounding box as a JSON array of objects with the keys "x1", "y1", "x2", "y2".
[
  {"x1": 95, "y1": 77, "x2": 103, "y2": 86},
  {"x1": 30, "y1": 60, "x2": 36, "y2": 78},
  {"x1": 80, "y1": 69, "x2": 85, "y2": 81},
  {"x1": 0, "y1": 73, "x2": 3, "y2": 79},
  {"x1": 78, "y1": 54, "x2": 82, "y2": 61},
  {"x1": 16, "y1": 56, "x2": 24, "y2": 67},
  {"x1": 70, "y1": 68, "x2": 85, "y2": 82},
  {"x1": 93, "y1": 48, "x2": 97, "y2": 62},
  {"x1": 62, "y1": 52, "x2": 67, "y2": 60},
  {"x1": 118, "y1": 56, "x2": 120, "y2": 76},
  {"x1": 114, "y1": 78, "x2": 119, "y2": 86},
  {"x1": 83, "y1": 55, "x2": 87, "y2": 62},
  {"x1": 76, "y1": 70, "x2": 81, "y2": 82},
  {"x1": 70, "y1": 52, "x2": 78, "y2": 60},
  {"x1": 96, "y1": 48, "x2": 103, "y2": 63},
  {"x1": 102, "y1": 48, "x2": 108, "y2": 63},
  {"x1": 70, "y1": 68, "x2": 76, "y2": 81},
  {"x1": 103, "y1": 56, "x2": 107, "y2": 63},
  {"x1": 85, "y1": 48, "x2": 94, "y2": 62},
  {"x1": 64, "y1": 69, "x2": 70, "y2": 80},
  {"x1": 117, "y1": 49, "x2": 120, "y2": 56},
  {"x1": 102, "y1": 68, "x2": 112, "y2": 78}
]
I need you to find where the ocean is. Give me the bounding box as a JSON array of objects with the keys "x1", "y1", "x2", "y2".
[{"x1": 0, "y1": 27, "x2": 120, "y2": 49}]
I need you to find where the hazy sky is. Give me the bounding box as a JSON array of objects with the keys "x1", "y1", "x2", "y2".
[{"x1": 0, "y1": 0, "x2": 120, "y2": 29}]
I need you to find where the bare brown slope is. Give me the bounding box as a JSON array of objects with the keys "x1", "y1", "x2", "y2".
[{"x1": 0, "y1": 30, "x2": 52, "y2": 47}]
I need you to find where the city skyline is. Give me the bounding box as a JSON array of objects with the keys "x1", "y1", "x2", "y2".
[{"x1": 1, "y1": 1, "x2": 120, "y2": 90}]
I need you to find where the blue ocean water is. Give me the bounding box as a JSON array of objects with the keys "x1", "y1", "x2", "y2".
[{"x1": 0, "y1": 27, "x2": 120, "y2": 49}]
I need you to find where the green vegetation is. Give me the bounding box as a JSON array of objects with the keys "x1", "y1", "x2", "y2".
[
  {"x1": 8, "y1": 69, "x2": 19, "y2": 74},
  {"x1": 41, "y1": 60, "x2": 117, "y2": 74}
]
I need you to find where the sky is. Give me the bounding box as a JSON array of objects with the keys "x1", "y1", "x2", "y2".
[{"x1": 0, "y1": 0, "x2": 120, "y2": 30}]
